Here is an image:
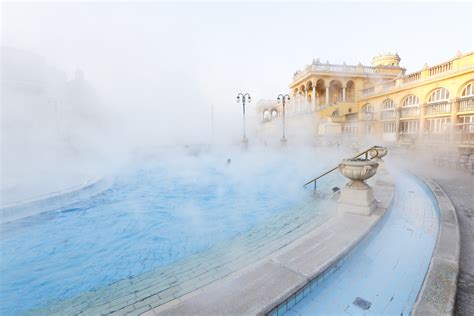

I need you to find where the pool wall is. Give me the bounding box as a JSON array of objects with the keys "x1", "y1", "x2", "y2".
[
  {"x1": 155, "y1": 170, "x2": 396, "y2": 315},
  {"x1": 265, "y1": 172, "x2": 396, "y2": 316},
  {"x1": 411, "y1": 176, "x2": 460, "y2": 315}
]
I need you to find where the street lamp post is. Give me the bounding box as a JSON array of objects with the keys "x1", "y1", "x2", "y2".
[
  {"x1": 277, "y1": 94, "x2": 290, "y2": 143},
  {"x1": 236, "y1": 93, "x2": 251, "y2": 144}
]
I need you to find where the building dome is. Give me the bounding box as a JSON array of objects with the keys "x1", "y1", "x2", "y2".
[{"x1": 371, "y1": 53, "x2": 401, "y2": 67}]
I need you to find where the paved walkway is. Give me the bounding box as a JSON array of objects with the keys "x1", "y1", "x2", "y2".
[{"x1": 434, "y1": 173, "x2": 474, "y2": 316}]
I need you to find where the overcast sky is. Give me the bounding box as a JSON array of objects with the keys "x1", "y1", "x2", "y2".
[{"x1": 2, "y1": 1, "x2": 473, "y2": 117}]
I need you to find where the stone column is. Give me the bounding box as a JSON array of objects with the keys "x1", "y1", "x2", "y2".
[
  {"x1": 419, "y1": 104, "x2": 426, "y2": 143},
  {"x1": 325, "y1": 87, "x2": 330, "y2": 106},
  {"x1": 450, "y1": 99, "x2": 458, "y2": 142},
  {"x1": 304, "y1": 90, "x2": 308, "y2": 112},
  {"x1": 395, "y1": 108, "x2": 401, "y2": 142},
  {"x1": 342, "y1": 86, "x2": 346, "y2": 102},
  {"x1": 312, "y1": 85, "x2": 317, "y2": 111}
]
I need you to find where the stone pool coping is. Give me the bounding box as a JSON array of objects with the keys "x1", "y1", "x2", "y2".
[
  {"x1": 148, "y1": 172, "x2": 395, "y2": 315},
  {"x1": 411, "y1": 177, "x2": 460, "y2": 316},
  {"x1": 0, "y1": 177, "x2": 106, "y2": 223}
]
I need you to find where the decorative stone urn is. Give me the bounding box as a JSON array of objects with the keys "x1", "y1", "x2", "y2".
[
  {"x1": 368, "y1": 146, "x2": 388, "y2": 173},
  {"x1": 368, "y1": 146, "x2": 388, "y2": 161},
  {"x1": 337, "y1": 158, "x2": 379, "y2": 216}
]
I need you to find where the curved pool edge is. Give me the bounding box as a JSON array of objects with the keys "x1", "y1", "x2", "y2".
[
  {"x1": 0, "y1": 177, "x2": 107, "y2": 224},
  {"x1": 411, "y1": 176, "x2": 460, "y2": 316},
  {"x1": 152, "y1": 171, "x2": 396, "y2": 316}
]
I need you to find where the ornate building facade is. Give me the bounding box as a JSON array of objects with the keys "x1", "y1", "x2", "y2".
[{"x1": 258, "y1": 51, "x2": 474, "y2": 152}]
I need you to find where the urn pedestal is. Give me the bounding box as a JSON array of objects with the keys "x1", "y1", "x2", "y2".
[{"x1": 337, "y1": 159, "x2": 379, "y2": 216}]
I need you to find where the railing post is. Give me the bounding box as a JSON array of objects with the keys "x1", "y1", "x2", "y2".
[{"x1": 314, "y1": 180, "x2": 317, "y2": 191}]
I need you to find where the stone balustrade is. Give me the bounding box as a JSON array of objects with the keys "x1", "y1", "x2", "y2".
[
  {"x1": 292, "y1": 62, "x2": 393, "y2": 81},
  {"x1": 459, "y1": 97, "x2": 474, "y2": 112},
  {"x1": 425, "y1": 102, "x2": 452, "y2": 115},
  {"x1": 381, "y1": 110, "x2": 396, "y2": 120},
  {"x1": 400, "y1": 106, "x2": 420, "y2": 118},
  {"x1": 429, "y1": 61, "x2": 453, "y2": 76}
]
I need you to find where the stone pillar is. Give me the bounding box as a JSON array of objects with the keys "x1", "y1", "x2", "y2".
[
  {"x1": 298, "y1": 93, "x2": 302, "y2": 113},
  {"x1": 395, "y1": 108, "x2": 401, "y2": 142},
  {"x1": 312, "y1": 85, "x2": 317, "y2": 111},
  {"x1": 342, "y1": 86, "x2": 346, "y2": 102},
  {"x1": 304, "y1": 90, "x2": 308, "y2": 112},
  {"x1": 450, "y1": 99, "x2": 458, "y2": 142},
  {"x1": 419, "y1": 104, "x2": 426, "y2": 143},
  {"x1": 325, "y1": 87, "x2": 330, "y2": 106}
]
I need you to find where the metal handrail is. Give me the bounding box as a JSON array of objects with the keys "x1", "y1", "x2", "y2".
[{"x1": 303, "y1": 146, "x2": 378, "y2": 190}]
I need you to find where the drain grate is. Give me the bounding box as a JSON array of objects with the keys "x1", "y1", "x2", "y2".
[{"x1": 353, "y1": 297, "x2": 372, "y2": 310}]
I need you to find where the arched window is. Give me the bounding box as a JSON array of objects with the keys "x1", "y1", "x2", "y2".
[
  {"x1": 382, "y1": 99, "x2": 395, "y2": 110},
  {"x1": 428, "y1": 88, "x2": 450, "y2": 103},
  {"x1": 362, "y1": 104, "x2": 374, "y2": 113},
  {"x1": 402, "y1": 95, "x2": 419, "y2": 107},
  {"x1": 461, "y1": 82, "x2": 473, "y2": 98}
]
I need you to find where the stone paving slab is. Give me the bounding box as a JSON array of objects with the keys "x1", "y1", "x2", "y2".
[
  {"x1": 153, "y1": 176, "x2": 394, "y2": 316},
  {"x1": 159, "y1": 261, "x2": 307, "y2": 316}
]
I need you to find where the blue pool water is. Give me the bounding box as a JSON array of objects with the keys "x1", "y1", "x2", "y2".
[
  {"x1": 282, "y1": 173, "x2": 439, "y2": 316},
  {"x1": 0, "y1": 149, "x2": 338, "y2": 314}
]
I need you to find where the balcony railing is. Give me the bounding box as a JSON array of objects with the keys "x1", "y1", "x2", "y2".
[
  {"x1": 292, "y1": 62, "x2": 397, "y2": 81},
  {"x1": 400, "y1": 106, "x2": 420, "y2": 118},
  {"x1": 402, "y1": 72, "x2": 421, "y2": 84},
  {"x1": 346, "y1": 113, "x2": 359, "y2": 122},
  {"x1": 426, "y1": 102, "x2": 452, "y2": 115},
  {"x1": 360, "y1": 112, "x2": 374, "y2": 121},
  {"x1": 459, "y1": 97, "x2": 474, "y2": 112},
  {"x1": 381, "y1": 110, "x2": 396, "y2": 120},
  {"x1": 361, "y1": 87, "x2": 375, "y2": 95},
  {"x1": 329, "y1": 115, "x2": 346, "y2": 123},
  {"x1": 429, "y1": 61, "x2": 453, "y2": 76},
  {"x1": 382, "y1": 80, "x2": 396, "y2": 90},
  {"x1": 357, "y1": 53, "x2": 473, "y2": 97}
]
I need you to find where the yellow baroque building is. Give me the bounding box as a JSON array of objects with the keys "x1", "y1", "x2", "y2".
[{"x1": 282, "y1": 51, "x2": 474, "y2": 152}]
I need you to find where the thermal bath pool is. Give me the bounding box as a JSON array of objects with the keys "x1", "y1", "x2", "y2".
[{"x1": 0, "y1": 149, "x2": 340, "y2": 315}]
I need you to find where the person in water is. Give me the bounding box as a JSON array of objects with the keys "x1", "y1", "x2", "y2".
[{"x1": 226, "y1": 158, "x2": 231, "y2": 165}]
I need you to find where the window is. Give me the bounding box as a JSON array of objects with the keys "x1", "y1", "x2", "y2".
[
  {"x1": 426, "y1": 117, "x2": 451, "y2": 133},
  {"x1": 428, "y1": 88, "x2": 450, "y2": 103},
  {"x1": 400, "y1": 120, "x2": 419, "y2": 134},
  {"x1": 382, "y1": 99, "x2": 395, "y2": 110},
  {"x1": 461, "y1": 82, "x2": 473, "y2": 98},
  {"x1": 402, "y1": 95, "x2": 419, "y2": 107},
  {"x1": 459, "y1": 115, "x2": 474, "y2": 132},
  {"x1": 362, "y1": 104, "x2": 374, "y2": 113},
  {"x1": 344, "y1": 125, "x2": 358, "y2": 135},
  {"x1": 383, "y1": 122, "x2": 396, "y2": 133}
]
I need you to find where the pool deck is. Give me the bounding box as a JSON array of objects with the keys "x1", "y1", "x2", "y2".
[
  {"x1": 147, "y1": 173, "x2": 395, "y2": 315},
  {"x1": 411, "y1": 177, "x2": 460, "y2": 315},
  {"x1": 433, "y1": 173, "x2": 474, "y2": 315}
]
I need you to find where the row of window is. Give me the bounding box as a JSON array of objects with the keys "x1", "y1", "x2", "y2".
[
  {"x1": 344, "y1": 115, "x2": 474, "y2": 135},
  {"x1": 365, "y1": 82, "x2": 474, "y2": 112},
  {"x1": 382, "y1": 115, "x2": 474, "y2": 134}
]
